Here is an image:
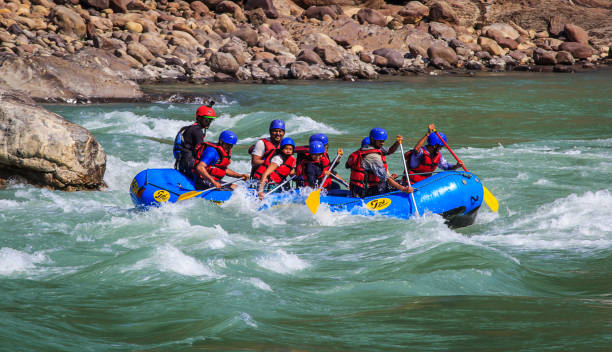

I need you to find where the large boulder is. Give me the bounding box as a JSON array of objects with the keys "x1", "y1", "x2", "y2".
[
  {"x1": 303, "y1": 6, "x2": 338, "y2": 21},
  {"x1": 429, "y1": 21, "x2": 456, "y2": 42},
  {"x1": 429, "y1": 1, "x2": 458, "y2": 25},
  {"x1": 372, "y1": 48, "x2": 404, "y2": 68},
  {"x1": 296, "y1": 49, "x2": 323, "y2": 65},
  {"x1": 139, "y1": 32, "x2": 168, "y2": 56},
  {"x1": 337, "y1": 54, "x2": 378, "y2": 79},
  {"x1": 0, "y1": 89, "x2": 106, "y2": 190},
  {"x1": 52, "y1": 5, "x2": 86, "y2": 38},
  {"x1": 482, "y1": 23, "x2": 520, "y2": 40},
  {"x1": 399, "y1": 1, "x2": 429, "y2": 24},
  {"x1": 127, "y1": 42, "x2": 153, "y2": 65},
  {"x1": 245, "y1": 0, "x2": 279, "y2": 19},
  {"x1": 533, "y1": 48, "x2": 557, "y2": 65},
  {"x1": 315, "y1": 45, "x2": 344, "y2": 65},
  {"x1": 355, "y1": 8, "x2": 386, "y2": 27},
  {"x1": 564, "y1": 24, "x2": 589, "y2": 45},
  {"x1": 427, "y1": 43, "x2": 458, "y2": 66},
  {"x1": 0, "y1": 50, "x2": 143, "y2": 101},
  {"x1": 478, "y1": 37, "x2": 505, "y2": 56},
  {"x1": 209, "y1": 51, "x2": 240, "y2": 74},
  {"x1": 559, "y1": 42, "x2": 593, "y2": 59}
]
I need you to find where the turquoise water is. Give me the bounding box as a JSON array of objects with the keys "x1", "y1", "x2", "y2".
[{"x1": 1, "y1": 71, "x2": 612, "y2": 351}]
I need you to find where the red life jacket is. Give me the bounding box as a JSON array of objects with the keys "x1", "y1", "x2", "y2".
[
  {"x1": 195, "y1": 142, "x2": 232, "y2": 181},
  {"x1": 404, "y1": 147, "x2": 441, "y2": 183},
  {"x1": 347, "y1": 148, "x2": 388, "y2": 189},
  {"x1": 248, "y1": 138, "x2": 279, "y2": 155},
  {"x1": 252, "y1": 150, "x2": 297, "y2": 183},
  {"x1": 296, "y1": 157, "x2": 331, "y2": 188},
  {"x1": 295, "y1": 146, "x2": 329, "y2": 166}
]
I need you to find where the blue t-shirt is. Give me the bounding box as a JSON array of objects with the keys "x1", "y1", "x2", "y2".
[{"x1": 198, "y1": 146, "x2": 219, "y2": 167}]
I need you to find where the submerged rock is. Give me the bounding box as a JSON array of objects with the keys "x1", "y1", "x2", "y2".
[{"x1": 0, "y1": 89, "x2": 106, "y2": 190}]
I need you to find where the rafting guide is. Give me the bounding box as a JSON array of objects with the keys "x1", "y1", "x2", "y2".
[{"x1": 173, "y1": 101, "x2": 217, "y2": 179}]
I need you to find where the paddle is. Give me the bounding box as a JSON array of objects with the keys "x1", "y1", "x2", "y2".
[
  {"x1": 434, "y1": 131, "x2": 499, "y2": 212},
  {"x1": 329, "y1": 172, "x2": 349, "y2": 188},
  {"x1": 264, "y1": 175, "x2": 296, "y2": 196},
  {"x1": 398, "y1": 138, "x2": 420, "y2": 217},
  {"x1": 177, "y1": 178, "x2": 242, "y2": 202},
  {"x1": 306, "y1": 153, "x2": 343, "y2": 214}
]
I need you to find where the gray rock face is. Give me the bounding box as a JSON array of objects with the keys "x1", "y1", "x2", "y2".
[
  {"x1": 0, "y1": 50, "x2": 143, "y2": 102},
  {"x1": 0, "y1": 89, "x2": 106, "y2": 190}
]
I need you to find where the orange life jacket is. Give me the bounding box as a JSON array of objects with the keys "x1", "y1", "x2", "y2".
[
  {"x1": 252, "y1": 150, "x2": 297, "y2": 184},
  {"x1": 404, "y1": 147, "x2": 441, "y2": 183},
  {"x1": 347, "y1": 148, "x2": 388, "y2": 189},
  {"x1": 195, "y1": 142, "x2": 231, "y2": 181}
]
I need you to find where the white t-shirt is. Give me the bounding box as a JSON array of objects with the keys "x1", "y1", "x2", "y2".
[
  {"x1": 270, "y1": 155, "x2": 284, "y2": 165},
  {"x1": 251, "y1": 139, "x2": 266, "y2": 157}
]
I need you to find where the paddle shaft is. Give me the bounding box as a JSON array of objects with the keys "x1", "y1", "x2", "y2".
[
  {"x1": 329, "y1": 173, "x2": 349, "y2": 188},
  {"x1": 317, "y1": 154, "x2": 342, "y2": 190},
  {"x1": 398, "y1": 141, "x2": 419, "y2": 217},
  {"x1": 435, "y1": 131, "x2": 468, "y2": 172},
  {"x1": 178, "y1": 178, "x2": 241, "y2": 201},
  {"x1": 435, "y1": 131, "x2": 499, "y2": 212},
  {"x1": 265, "y1": 175, "x2": 295, "y2": 196}
]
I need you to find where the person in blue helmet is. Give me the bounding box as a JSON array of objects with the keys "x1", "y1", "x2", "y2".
[
  {"x1": 404, "y1": 124, "x2": 464, "y2": 184},
  {"x1": 194, "y1": 130, "x2": 249, "y2": 190},
  {"x1": 296, "y1": 141, "x2": 334, "y2": 189},
  {"x1": 346, "y1": 127, "x2": 413, "y2": 197},
  {"x1": 249, "y1": 119, "x2": 286, "y2": 177}
]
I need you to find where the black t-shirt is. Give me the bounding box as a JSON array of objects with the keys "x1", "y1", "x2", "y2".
[{"x1": 177, "y1": 124, "x2": 206, "y2": 174}]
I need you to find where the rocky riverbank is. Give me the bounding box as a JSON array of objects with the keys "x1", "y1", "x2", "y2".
[{"x1": 0, "y1": 0, "x2": 611, "y2": 102}]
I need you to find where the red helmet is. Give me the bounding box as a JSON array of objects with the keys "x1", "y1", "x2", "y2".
[{"x1": 196, "y1": 105, "x2": 216, "y2": 119}]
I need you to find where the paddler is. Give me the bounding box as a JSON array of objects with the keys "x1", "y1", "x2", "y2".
[
  {"x1": 193, "y1": 130, "x2": 249, "y2": 190},
  {"x1": 249, "y1": 119, "x2": 286, "y2": 177},
  {"x1": 296, "y1": 133, "x2": 346, "y2": 189},
  {"x1": 296, "y1": 140, "x2": 342, "y2": 189},
  {"x1": 255, "y1": 137, "x2": 297, "y2": 200},
  {"x1": 346, "y1": 127, "x2": 413, "y2": 198},
  {"x1": 345, "y1": 134, "x2": 403, "y2": 169},
  {"x1": 403, "y1": 124, "x2": 464, "y2": 184},
  {"x1": 173, "y1": 102, "x2": 217, "y2": 178}
]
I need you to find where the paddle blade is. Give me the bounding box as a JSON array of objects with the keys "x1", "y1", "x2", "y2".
[
  {"x1": 482, "y1": 186, "x2": 499, "y2": 212},
  {"x1": 305, "y1": 189, "x2": 321, "y2": 214},
  {"x1": 177, "y1": 190, "x2": 202, "y2": 202}
]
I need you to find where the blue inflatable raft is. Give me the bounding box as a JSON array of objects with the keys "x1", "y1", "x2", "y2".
[{"x1": 129, "y1": 168, "x2": 483, "y2": 228}]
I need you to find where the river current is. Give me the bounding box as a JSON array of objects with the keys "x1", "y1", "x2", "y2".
[{"x1": 1, "y1": 71, "x2": 611, "y2": 351}]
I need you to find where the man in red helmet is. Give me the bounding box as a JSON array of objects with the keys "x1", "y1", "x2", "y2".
[{"x1": 173, "y1": 103, "x2": 217, "y2": 177}]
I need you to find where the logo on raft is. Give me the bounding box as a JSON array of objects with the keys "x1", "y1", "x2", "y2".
[
  {"x1": 365, "y1": 198, "x2": 391, "y2": 211},
  {"x1": 154, "y1": 190, "x2": 170, "y2": 203}
]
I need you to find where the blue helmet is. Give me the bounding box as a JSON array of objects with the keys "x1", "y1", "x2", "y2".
[
  {"x1": 280, "y1": 137, "x2": 295, "y2": 148},
  {"x1": 309, "y1": 141, "x2": 325, "y2": 154},
  {"x1": 369, "y1": 127, "x2": 387, "y2": 141},
  {"x1": 309, "y1": 133, "x2": 329, "y2": 145},
  {"x1": 361, "y1": 137, "x2": 371, "y2": 147},
  {"x1": 219, "y1": 130, "x2": 237, "y2": 145},
  {"x1": 427, "y1": 132, "x2": 447, "y2": 147},
  {"x1": 269, "y1": 119, "x2": 285, "y2": 131}
]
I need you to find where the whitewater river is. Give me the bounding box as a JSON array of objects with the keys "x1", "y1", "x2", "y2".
[{"x1": 2, "y1": 70, "x2": 611, "y2": 351}]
